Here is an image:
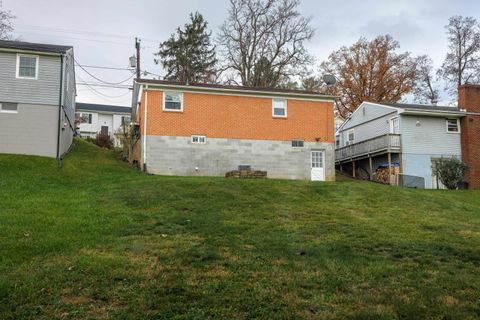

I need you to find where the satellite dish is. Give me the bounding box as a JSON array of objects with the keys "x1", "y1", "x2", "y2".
[{"x1": 323, "y1": 74, "x2": 337, "y2": 86}]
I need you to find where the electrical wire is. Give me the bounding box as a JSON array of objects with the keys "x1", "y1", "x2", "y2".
[
  {"x1": 74, "y1": 64, "x2": 133, "y2": 71},
  {"x1": 75, "y1": 58, "x2": 135, "y2": 85},
  {"x1": 76, "y1": 73, "x2": 132, "y2": 101}
]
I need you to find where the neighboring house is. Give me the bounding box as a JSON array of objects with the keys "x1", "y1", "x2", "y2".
[
  {"x1": 76, "y1": 103, "x2": 131, "y2": 147},
  {"x1": 336, "y1": 102, "x2": 466, "y2": 189},
  {"x1": 130, "y1": 80, "x2": 336, "y2": 181},
  {"x1": 0, "y1": 40, "x2": 75, "y2": 158}
]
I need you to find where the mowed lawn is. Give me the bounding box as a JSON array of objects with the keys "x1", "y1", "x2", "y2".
[{"x1": 1, "y1": 140, "x2": 480, "y2": 319}]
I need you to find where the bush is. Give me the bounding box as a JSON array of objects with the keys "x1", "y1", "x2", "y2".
[
  {"x1": 433, "y1": 158, "x2": 468, "y2": 190},
  {"x1": 94, "y1": 133, "x2": 114, "y2": 149}
]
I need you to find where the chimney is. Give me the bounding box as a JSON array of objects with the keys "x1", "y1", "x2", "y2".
[{"x1": 458, "y1": 84, "x2": 480, "y2": 189}]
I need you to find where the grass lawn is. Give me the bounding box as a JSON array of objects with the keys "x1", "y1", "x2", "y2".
[{"x1": 1, "y1": 139, "x2": 480, "y2": 319}]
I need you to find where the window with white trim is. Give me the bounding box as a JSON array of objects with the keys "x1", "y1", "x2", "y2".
[
  {"x1": 292, "y1": 140, "x2": 304, "y2": 148},
  {"x1": 0, "y1": 102, "x2": 18, "y2": 113},
  {"x1": 76, "y1": 112, "x2": 92, "y2": 124},
  {"x1": 163, "y1": 91, "x2": 183, "y2": 111},
  {"x1": 272, "y1": 98, "x2": 287, "y2": 118},
  {"x1": 191, "y1": 135, "x2": 206, "y2": 144},
  {"x1": 446, "y1": 119, "x2": 460, "y2": 133},
  {"x1": 346, "y1": 129, "x2": 355, "y2": 145},
  {"x1": 17, "y1": 54, "x2": 38, "y2": 79}
]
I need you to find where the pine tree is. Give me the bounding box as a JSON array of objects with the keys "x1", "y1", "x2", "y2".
[{"x1": 155, "y1": 12, "x2": 217, "y2": 83}]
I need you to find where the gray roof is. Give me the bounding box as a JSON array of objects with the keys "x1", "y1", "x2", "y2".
[
  {"x1": 383, "y1": 102, "x2": 462, "y2": 113},
  {"x1": 0, "y1": 40, "x2": 73, "y2": 54},
  {"x1": 76, "y1": 103, "x2": 131, "y2": 114}
]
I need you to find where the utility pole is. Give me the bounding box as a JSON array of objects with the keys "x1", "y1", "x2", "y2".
[{"x1": 135, "y1": 37, "x2": 141, "y2": 79}]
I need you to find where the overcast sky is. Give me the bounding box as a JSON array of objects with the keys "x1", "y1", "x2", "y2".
[{"x1": 3, "y1": 0, "x2": 480, "y2": 107}]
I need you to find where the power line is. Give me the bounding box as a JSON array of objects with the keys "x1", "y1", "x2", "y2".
[
  {"x1": 74, "y1": 64, "x2": 133, "y2": 71},
  {"x1": 16, "y1": 24, "x2": 162, "y2": 44},
  {"x1": 75, "y1": 58, "x2": 135, "y2": 85}
]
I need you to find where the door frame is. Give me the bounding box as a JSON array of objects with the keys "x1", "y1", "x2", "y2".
[{"x1": 310, "y1": 149, "x2": 326, "y2": 181}]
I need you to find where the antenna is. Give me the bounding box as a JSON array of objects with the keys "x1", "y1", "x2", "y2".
[{"x1": 323, "y1": 74, "x2": 337, "y2": 86}]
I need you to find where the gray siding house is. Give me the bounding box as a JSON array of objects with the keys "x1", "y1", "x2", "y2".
[
  {"x1": 0, "y1": 40, "x2": 76, "y2": 159},
  {"x1": 336, "y1": 102, "x2": 466, "y2": 189}
]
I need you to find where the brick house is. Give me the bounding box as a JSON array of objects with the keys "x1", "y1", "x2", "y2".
[
  {"x1": 459, "y1": 84, "x2": 480, "y2": 189},
  {"x1": 130, "y1": 80, "x2": 336, "y2": 181}
]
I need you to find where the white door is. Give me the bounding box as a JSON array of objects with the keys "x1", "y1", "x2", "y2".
[
  {"x1": 390, "y1": 117, "x2": 399, "y2": 134},
  {"x1": 311, "y1": 150, "x2": 325, "y2": 181}
]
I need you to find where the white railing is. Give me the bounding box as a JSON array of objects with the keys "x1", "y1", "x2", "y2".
[{"x1": 336, "y1": 134, "x2": 401, "y2": 162}]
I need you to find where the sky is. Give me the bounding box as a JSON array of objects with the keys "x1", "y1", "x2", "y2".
[{"x1": 3, "y1": 0, "x2": 480, "y2": 107}]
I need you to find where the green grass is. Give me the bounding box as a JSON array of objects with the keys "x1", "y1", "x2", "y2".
[{"x1": 1, "y1": 139, "x2": 480, "y2": 319}]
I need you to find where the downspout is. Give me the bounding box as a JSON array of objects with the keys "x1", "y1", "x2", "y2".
[
  {"x1": 143, "y1": 85, "x2": 149, "y2": 172},
  {"x1": 56, "y1": 54, "x2": 65, "y2": 167}
]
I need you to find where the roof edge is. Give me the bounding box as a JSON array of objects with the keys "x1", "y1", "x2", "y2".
[{"x1": 135, "y1": 79, "x2": 338, "y2": 101}]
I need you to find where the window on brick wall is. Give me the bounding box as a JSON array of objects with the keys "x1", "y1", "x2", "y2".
[
  {"x1": 163, "y1": 91, "x2": 183, "y2": 111},
  {"x1": 272, "y1": 98, "x2": 287, "y2": 118}
]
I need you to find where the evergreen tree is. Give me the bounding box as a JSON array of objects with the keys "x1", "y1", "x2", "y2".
[{"x1": 155, "y1": 12, "x2": 217, "y2": 83}]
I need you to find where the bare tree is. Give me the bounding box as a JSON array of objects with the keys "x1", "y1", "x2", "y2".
[
  {"x1": 0, "y1": 3, "x2": 14, "y2": 40},
  {"x1": 438, "y1": 16, "x2": 480, "y2": 93},
  {"x1": 218, "y1": 0, "x2": 314, "y2": 88},
  {"x1": 320, "y1": 35, "x2": 417, "y2": 118},
  {"x1": 414, "y1": 55, "x2": 440, "y2": 104}
]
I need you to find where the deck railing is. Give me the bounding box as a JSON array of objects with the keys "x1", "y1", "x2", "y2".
[{"x1": 336, "y1": 134, "x2": 401, "y2": 162}]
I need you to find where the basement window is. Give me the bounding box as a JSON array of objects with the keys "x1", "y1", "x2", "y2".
[
  {"x1": 0, "y1": 102, "x2": 18, "y2": 113},
  {"x1": 446, "y1": 119, "x2": 460, "y2": 133},
  {"x1": 191, "y1": 135, "x2": 206, "y2": 144},
  {"x1": 292, "y1": 140, "x2": 304, "y2": 148},
  {"x1": 163, "y1": 91, "x2": 183, "y2": 112},
  {"x1": 272, "y1": 98, "x2": 287, "y2": 118}
]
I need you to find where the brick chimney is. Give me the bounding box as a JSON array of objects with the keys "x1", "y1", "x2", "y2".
[{"x1": 458, "y1": 84, "x2": 480, "y2": 189}]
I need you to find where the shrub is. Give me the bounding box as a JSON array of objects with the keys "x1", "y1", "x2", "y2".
[
  {"x1": 433, "y1": 158, "x2": 469, "y2": 190},
  {"x1": 94, "y1": 133, "x2": 114, "y2": 149}
]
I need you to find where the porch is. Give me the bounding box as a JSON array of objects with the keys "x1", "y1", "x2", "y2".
[{"x1": 335, "y1": 134, "x2": 402, "y2": 182}]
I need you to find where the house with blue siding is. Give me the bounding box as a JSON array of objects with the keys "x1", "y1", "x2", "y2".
[
  {"x1": 0, "y1": 40, "x2": 75, "y2": 159},
  {"x1": 335, "y1": 102, "x2": 466, "y2": 189}
]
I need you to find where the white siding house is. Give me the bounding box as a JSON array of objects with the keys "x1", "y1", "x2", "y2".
[
  {"x1": 0, "y1": 40, "x2": 76, "y2": 159},
  {"x1": 76, "y1": 103, "x2": 131, "y2": 147},
  {"x1": 336, "y1": 102, "x2": 466, "y2": 189}
]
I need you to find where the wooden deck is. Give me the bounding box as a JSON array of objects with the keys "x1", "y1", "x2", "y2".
[{"x1": 335, "y1": 134, "x2": 401, "y2": 163}]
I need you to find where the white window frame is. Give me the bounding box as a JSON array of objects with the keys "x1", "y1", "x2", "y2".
[
  {"x1": 389, "y1": 116, "x2": 400, "y2": 134},
  {"x1": 191, "y1": 135, "x2": 206, "y2": 144},
  {"x1": 272, "y1": 98, "x2": 287, "y2": 118},
  {"x1": 0, "y1": 102, "x2": 18, "y2": 114},
  {"x1": 346, "y1": 129, "x2": 355, "y2": 145},
  {"x1": 163, "y1": 91, "x2": 184, "y2": 112},
  {"x1": 446, "y1": 118, "x2": 460, "y2": 133},
  {"x1": 16, "y1": 54, "x2": 39, "y2": 80}
]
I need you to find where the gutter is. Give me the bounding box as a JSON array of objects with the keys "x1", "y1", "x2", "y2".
[
  {"x1": 0, "y1": 48, "x2": 64, "y2": 56},
  {"x1": 56, "y1": 54, "x2": 65, "y2": 167},
  {"x1": 399, "y1": 109, "x2": 466, "y2": 117}
]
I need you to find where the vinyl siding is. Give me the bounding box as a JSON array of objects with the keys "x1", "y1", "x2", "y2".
[
  {"x1": 339, "y1": 103, "x2": 397, "y2": 147},
  {"x1": 400, "y1": 115, "x2": 462, "y2": 156},
  {"x1": 0, "y1": 51, "x2": 61, "y2": 105},
  {"x1": 0, "y1": 103, "x2": 58, "y2": 157},
  {"x1": 62, "y1": 49, "x2": 75, "y2": 125}
]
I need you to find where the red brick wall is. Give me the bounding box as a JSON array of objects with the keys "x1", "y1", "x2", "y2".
[
  {"x1": 458, "y1": 85, "x2": 480, "y2": 189},
  {"x1": 139, "y1": 90, "x2": 334, "y2": 143}
]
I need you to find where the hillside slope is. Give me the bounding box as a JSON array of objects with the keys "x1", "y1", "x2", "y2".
[{"x1": 1, "y1": 139, "x2": 479, "y2": 319}]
